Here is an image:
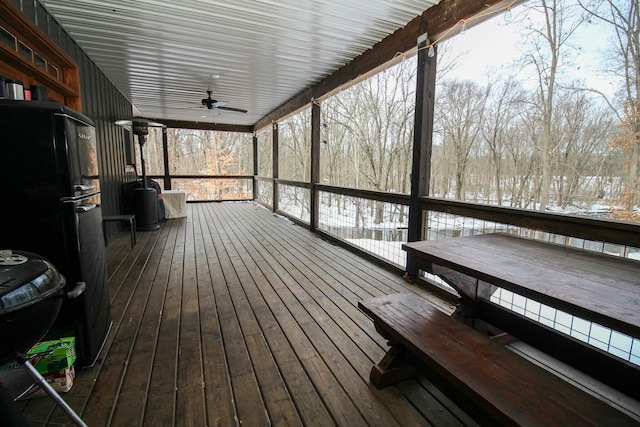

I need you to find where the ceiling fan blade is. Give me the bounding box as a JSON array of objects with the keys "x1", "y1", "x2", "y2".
[
  {"x1": 198, "y1": 90, "x2": 246, "y2": 113},
  {"x1": 217, "y1": 106, "x2": 248, "y2": 113}
]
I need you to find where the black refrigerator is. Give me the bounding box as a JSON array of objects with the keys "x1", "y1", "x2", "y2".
[{"x1": 0, "y1": 100, "x2": 112, "y2": 368}]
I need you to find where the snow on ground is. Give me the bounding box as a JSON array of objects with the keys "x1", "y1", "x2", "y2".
[{"x1": 276, "y1": 195, "x2": 639, "y2": 269}]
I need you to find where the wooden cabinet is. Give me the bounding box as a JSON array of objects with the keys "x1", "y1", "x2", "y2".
[{"x1": 0, "y1": 0, "x2": 81, "y2": 111}]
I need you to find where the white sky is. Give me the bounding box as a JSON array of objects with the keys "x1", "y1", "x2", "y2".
[{"x1": 440, "y1": 1, "x2": 618, "y2": 99}]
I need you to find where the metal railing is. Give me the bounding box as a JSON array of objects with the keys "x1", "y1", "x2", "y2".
[
  {"x1": 263, "y1": 179, "x2": 640, "y2": 366},
  {"x1": 147, "y1": 171, "x2": 640, "y2": 364}
]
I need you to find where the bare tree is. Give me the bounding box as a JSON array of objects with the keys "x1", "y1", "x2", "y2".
[
  {"x1": 580, "y1": 0, "x2": 640, "y2": 213},
  {"x1": 481, "y1": 77, "x2": 528, "y2": 205},
  {"x1": 552, "y1": 91, "x2": 616, "y2": 208},
  {"x1": 520, "y1": 0, "x2": 587, "y2": 210},
  {"x1": 256, "y1": 129, "x2": 273, "y2": 178},
  {"x1": 279, "y1": 109, "x2": 311, "y2": 182},
  {"x1": 436, "y1": 79, "x2": 487, "y2": 200},
  {"x1": 320, "y1": 59, "x2": 415, "y2": 224},
  {"x1": 504, "y1": 119, "x2": 539, "y2": 208}
]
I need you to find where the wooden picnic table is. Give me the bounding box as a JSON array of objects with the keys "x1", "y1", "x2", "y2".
[
  {"x1": 403, "y1": 233, "x2": 640, "y2": 339},
  {"x1": 401, "y1": 233, "x2": 640, "y2": 400}
]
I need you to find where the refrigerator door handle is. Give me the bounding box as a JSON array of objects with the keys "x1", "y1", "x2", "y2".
[
  {"x1": 76, "y1": 204, "x2": 97, "y2": 213},
  {"x1": 66, "y1": 282, "x2": 86, "y2": 299},
  {"x1": 74, "y1": 184, "x2": 96, "y2": 192}
]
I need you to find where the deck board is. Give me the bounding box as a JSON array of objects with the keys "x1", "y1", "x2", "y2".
[{"x1": 17, "y1": 201, "x2": 475, "y2": 427}]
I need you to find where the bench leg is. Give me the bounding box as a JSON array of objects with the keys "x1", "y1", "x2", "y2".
[{"x1": 370, "y1": 343, "x2": 416, "y2": 389}]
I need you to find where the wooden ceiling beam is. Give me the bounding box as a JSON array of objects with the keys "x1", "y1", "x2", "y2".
[
  {"x1": 146, "y1": 118, "x2": 253, "y2": 133},
  {"x1": 254, "y1": 0, "x2": 520, "y2": 132}
]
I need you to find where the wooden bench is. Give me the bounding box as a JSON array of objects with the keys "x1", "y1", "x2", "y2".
[{"x1": 359, "y1": 293, "x2": 638, "y2": 426}]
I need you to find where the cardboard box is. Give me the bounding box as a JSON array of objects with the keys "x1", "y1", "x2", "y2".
[
  {"x1": 0, "y1": 337, "x2": 76, "y2": 373},
  {"x1": 24, "y1": 337, "x2": 76, "y2": 374},
  {"x1": 17, "y1": 365, "x2": 75, "y2": 399}
]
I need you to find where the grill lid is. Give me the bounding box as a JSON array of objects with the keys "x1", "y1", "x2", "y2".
[{"x1": 0, "y1": 250, "x2": 66, "y2": 315}]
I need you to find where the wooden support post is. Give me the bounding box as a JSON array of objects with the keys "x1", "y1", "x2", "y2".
[
  {"x1": 162, "y1": 127, "x2": 171, "y2": 190},
  {"x1": 252, "y1": 133, "x2": 258, "y2": 200},
  {"x1": 310, "y1": 101, "x2": 321, "y2": 232},
  {"x1": 272, "y1": 123, "x2": 279, "y2": 212},
  {"x1": 406, "y1": 33, "x2": 436, "y2": 281}
]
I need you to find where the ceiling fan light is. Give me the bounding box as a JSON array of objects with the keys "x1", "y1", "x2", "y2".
[{"x1": 199, "y1": 90, "x2": 247, "y2": 114}]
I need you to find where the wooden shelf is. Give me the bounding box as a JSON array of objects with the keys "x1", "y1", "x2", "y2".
[{"x1": 0, "y1": 0, "x2": 81, "y2": 111}]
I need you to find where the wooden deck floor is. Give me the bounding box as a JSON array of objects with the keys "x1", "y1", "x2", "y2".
[{"x1": 17, "y1": 201, "x2": 477, "y2": 427}]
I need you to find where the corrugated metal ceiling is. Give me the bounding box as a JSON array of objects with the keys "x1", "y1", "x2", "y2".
[{"x1": 39, "y1": 0, "x2": 439, "y2": 127}]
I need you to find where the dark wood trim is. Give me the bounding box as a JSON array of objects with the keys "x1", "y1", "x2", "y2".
[
  {"x1": 254, "y1": 176, "x2": 275, "y2": 183},
  {"x1": 315, "y1": 184, "x2": 410, "y2": 206},
  {"x1": 421, "y1": 197, "x2": 640, "y2": 248},
  {"x1": 276, "y1": 179, "x2": 312, "y2": 189},
  {"x1": 410, "y1": 36, "x2": 435, "y2": 215},
  {"x1": 162, "y1": 128, "x2": 171, "y2": 190},
  {"x1": 272, "y1": 123, "x2": 279, "y2": 212},
  {"x1": 407, "y1": 34, "x2": 436, "y2": 279},
  {"x1": 310, "y1": 102, "x2": 321, "y2": 232},
  {"x1": 148, "y1": 118, "x2": 253, "y2": 133},
  {"x1": 144, "y1": 170, "x2": 639, "y2": 251},
  {"x1": 272, "y1": 181, "x2": 640, "y2": 251},
  {"x1": 254, "y1": 88, "x2": 313, "y2": 132},
  {"x1": 252, "y1": 133, "x2": 258, "y2": 201},
  {"x1": 254, "y1": 0, "x2": 521, "y2": 130},
  {"x1": 0, "y1": 43, "x2": 79, "y2": 95},
  {"x1": 147, "y1": 174, "x2": 253, "y2": 180}
]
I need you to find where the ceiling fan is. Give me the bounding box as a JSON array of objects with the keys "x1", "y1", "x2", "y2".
[{"x1": 201, "y1": 90, "x2": 247, "y2": 114}]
